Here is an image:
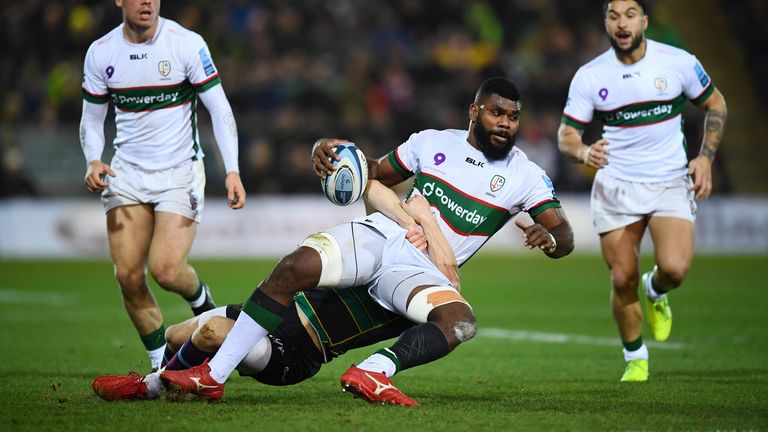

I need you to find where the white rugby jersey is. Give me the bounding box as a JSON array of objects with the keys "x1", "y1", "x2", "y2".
[
  {"x1": 562, "y1": 39, "x2": 715, "y2": 182},
  {"x1": 81, "y1": 18, "x2": 222, "y2": 170},
  {"x1": 362, "y1": 129, "x2": 560, "y2": 265}
]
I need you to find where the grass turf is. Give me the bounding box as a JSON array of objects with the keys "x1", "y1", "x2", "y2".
[{"x1": 1, "y1": 254, "x2": 766, "y2": 431}]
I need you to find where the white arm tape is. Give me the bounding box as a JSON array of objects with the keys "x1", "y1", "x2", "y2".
[
  {"x1": 300, "y1": 232, "x2": 343, "y2": 287},
  {"x1": 405, "y1": 286, "x2": 469, "y2": 324}
]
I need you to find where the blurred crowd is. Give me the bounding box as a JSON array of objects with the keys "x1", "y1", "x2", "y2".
[{"x1": 2, "y1": 0, "x2": 760, "y2": 197}]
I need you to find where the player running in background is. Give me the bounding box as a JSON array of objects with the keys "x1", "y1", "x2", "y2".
[
  {"x1": 79, "y1": 0, "x2": 246, "y2": 371},
  {"x1": 160, "y1": 77, "x2": 575, "y2": 406},
  {"x1": 91, "y1": 285, "x2": 415, "y2": 401},
  {"x1": 557, "y1": 0, "x2": 727, "y2": 381}
]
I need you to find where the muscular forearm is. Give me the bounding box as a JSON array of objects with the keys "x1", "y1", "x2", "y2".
[
  {"x1": 363, "y1": 179, "x2": 414, "y2": 227},
  {"x1": 421, "y1": 218, "x2": 459, "y2": 285},
  {"x1": 700, "y1": 105, "x2": 727, "y2": 161},
  {"x1": 557, "y1": 123, "x2": 589, "y2": 164},
  {"x1": 547, "y1": 221, "x2": 575, "y2": 259}
]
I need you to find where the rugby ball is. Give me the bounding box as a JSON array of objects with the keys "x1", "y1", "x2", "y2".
[{"x1": 322, "y1": 143, "x2": 368, "y2": 206}]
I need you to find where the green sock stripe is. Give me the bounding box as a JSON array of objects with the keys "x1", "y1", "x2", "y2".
[
  {"x1": 242, "y1": 298, "x2": 283, "y2": 332},
  {"x1": 377, "y1": 348, "x2": 401, "y2": 373},
  {"x1": 140, "y1": 324, "x2": 166, "y2": 350},
  {"x1": 183, "y1": 282, "x2": 205, "y2": 302},
  {"x1": 622, "y1": 336, "x2": 643, "y2": 352}
]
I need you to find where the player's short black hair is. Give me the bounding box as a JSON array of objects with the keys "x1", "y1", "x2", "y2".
[
  {"x1": 475, "y1": 77, "x2": 521, "y2": 104},
  {"x1": 603, "y1": 0, "x2": 648, "y2": 16}
]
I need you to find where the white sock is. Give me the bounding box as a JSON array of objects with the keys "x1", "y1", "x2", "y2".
[
  {"x1": 142, "y1": 371, "x2": 163, "y2": 398},
  {"x1": 356, "y1": 351, "x2": 397, "y2": 378},
  {"x1": 187, "y1": 283, "x2": 208, "y2": 308},
  {"x1": 148, "y1": 345, "x2": 165, "y2": 371},
  {"x1": 623, "y1": 344, "x2": 649, "y2": 362},
  {"x1": 644, "y1": 267, "x2": 666, "y2": 302},
  {"x1": 207, "y1": 312, "x2": 269, "y2": 383}
]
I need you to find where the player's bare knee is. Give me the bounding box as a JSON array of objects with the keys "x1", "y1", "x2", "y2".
[
  {"x1": 453, "y1": 319, "x2": 477, "y2": 343},
  {"x1": 114, "y1": 267, "x2": 145, "y2": 292},
  {"x1": 164, "y1": 323, "x2": 186, "y2": 350},
  {"x1": 657, "y1": 263, "x2": 689, "y2": 288},
  {"x1": 194, "y1": 316, "x2": 229, "y2": 351},
  {"x1": 148, "y1": 261, "x2": 182, "y2": 289},
  {"x1": 611, "y1": 269, "x2": 639, "y2": 293}
]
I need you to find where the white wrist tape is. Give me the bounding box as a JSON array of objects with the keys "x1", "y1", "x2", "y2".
[
  {"x1": 545, "y1": 233, "x2": 557, "y2": 254},
  {"x1": 580, "y1": 146, "x2": 591, "y2": 164}
]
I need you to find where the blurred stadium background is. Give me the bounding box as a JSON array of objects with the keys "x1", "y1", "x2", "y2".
[{"x1": 0, "y1": 0, "x2": 766, "y2": 257}]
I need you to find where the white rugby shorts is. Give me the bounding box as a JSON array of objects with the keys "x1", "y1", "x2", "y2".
[
  {"x1": 591, "y1": 170, "x2": 696, "y2": 234},
  {"x1": 319, "y1": 212, "x2": 452, "y2": 315},
  {"x1": 101, "y1": 156, "x2": 206, "y2": 223}
]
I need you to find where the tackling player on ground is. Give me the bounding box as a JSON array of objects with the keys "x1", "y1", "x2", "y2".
[
  {"x1": 92, "y1": 285, "x2": 415, "y2": 401},
  {"x1": 557, "y1": 0, "x2": 727, "y2": 381},
  {"x1": 79, "y1": 0, "x2": 245, "y2": 371}
]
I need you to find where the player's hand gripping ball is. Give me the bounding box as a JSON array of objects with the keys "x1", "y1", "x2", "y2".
[{"x1": 322, "y1": 143, "x2": 368, "y2": 206}]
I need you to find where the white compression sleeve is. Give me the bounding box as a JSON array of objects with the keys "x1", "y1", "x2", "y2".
[
  {"x1": 197, "y1": 85, "x2": 239, "y2": 174},
  {"x1": 79, "y1": 100, "x2": 108, "y2": 164}
]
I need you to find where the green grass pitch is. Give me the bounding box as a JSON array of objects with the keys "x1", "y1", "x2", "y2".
[{"x1": 1, "y1": 254, "x2": 766, "y2": 430}]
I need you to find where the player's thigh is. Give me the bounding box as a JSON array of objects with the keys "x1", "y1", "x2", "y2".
[
  {"x1": 599, "y1": 219, "x2": 646, "y2": 289},
  {"x1": 106, "y1": 204, "x2": 155, "y2": 274},
  {"x1": 315, "y1": 222, "x2": 387, "y2": 287},
  {"x1": 148, "y1": 211, "x2": 197, "y2": 269},
  {"x1": 647, "y1": 216, "x2": 694, "y2": 276}
]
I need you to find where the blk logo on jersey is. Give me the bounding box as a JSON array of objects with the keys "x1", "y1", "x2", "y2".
[
  {"x1": 158, "y1": 60, "x2": 171, "y2": 77},
  {"x1": 490, "y1": 175, "x2": 505, "y2": 192},
  {"x1": 465, "y1": 157, "x2": 484, "y2": 168},
  {"x1": 129, "y1": 53, "x2": 148, "y2": 60}
]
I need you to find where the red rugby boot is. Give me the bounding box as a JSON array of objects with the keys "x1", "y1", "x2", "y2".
[
  {"x1": 159, "y1": 360, "x2": 224, "y2": 401},
  {"x1": 340, "y1": 365, "x2": 418, "y2": 407},
  {"x1": 92, "y1": 372, "x2": 149, "y2": 401}
]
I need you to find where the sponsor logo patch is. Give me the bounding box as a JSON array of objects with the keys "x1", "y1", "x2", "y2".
[
  {"x1": 694, "y1": 62, "x2": 710, "y2": 87},
  {"x1": 199, "y1": 48, "x2": 216, "y2": 76}
]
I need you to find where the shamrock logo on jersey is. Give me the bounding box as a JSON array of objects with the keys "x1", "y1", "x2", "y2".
[
  {"x1": 490, "y1": 175, "x2": 505, "y2": 192},
  {"x1": 158, "y1": 60, "x2": 171, "y2": 77}
]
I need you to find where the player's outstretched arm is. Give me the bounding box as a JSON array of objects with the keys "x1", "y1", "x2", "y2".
[
  {"x1": 689, "y1": 87, "x2": 727, "y2": 200},
  {"x1": 401, "y1": 193, "x2": 460, "y2": 289},
  {"x1": 557, "y1": 123, "x2": 609, "y2": 169},
  {"x1": 363, "y1": 180, "x2": 426, "y2": 252},
  {"x1": 515, "y1": 207, "x2": 574, "y2": 259}
]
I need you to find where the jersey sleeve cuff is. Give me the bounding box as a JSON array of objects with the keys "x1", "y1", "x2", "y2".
[
  {"x1": 560, "y1": 114, "x2": 588, "y2": 130},
  {"x1": 691, "y1": 83, "x2": 715, "y2": 106},
  {"x1": 193, "y1": 74, "x2": 222, "y2": 93},
  {"x1": 81, "y1": 88, "x2": 110, "y2": 104},
  {"x1": 527, "y1": 200, "x2": 561, "y2": 218},
  {"x1": 387, "y1": 150, "x2": 413, "y2": 179}
]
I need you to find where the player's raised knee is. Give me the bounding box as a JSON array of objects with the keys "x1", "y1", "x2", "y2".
[
  {"x1": 193, "y1": 316, "x2": 230, "y2": 351},
  {"x1": 657, "y1": 261, "x2": 689, "y2": 288}
]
